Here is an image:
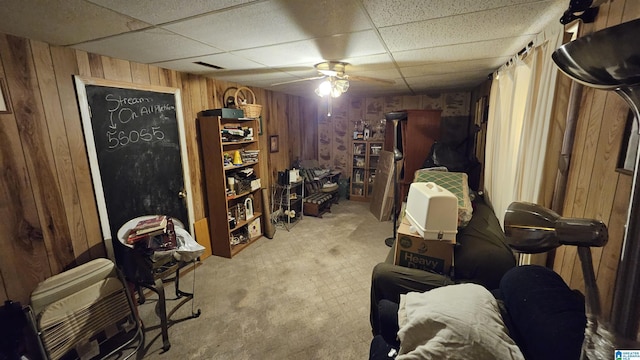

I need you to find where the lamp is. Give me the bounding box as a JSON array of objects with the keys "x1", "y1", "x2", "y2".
[
  {"x1": 384, "y1": 111, "x2": 406, "y2": 247},
  {"x1": 504, "y1": 201, "x2": 610, "y2": 359}
]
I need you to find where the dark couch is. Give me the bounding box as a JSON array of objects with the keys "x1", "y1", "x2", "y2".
[
  {"x1": 370, "y1": 265, "x2": 587, "y2": 360},
  {"x1": 370, "y1": 196, "x2": 517, "y2": 335}
]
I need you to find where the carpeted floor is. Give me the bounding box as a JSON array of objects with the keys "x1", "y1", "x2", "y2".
[{"x1": 137, "y1": 200, "x2": 392, "y2": 359}]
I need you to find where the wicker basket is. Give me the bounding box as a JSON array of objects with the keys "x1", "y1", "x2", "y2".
[{"x1": 234, "y1": 87, "x2": 262, "y2": 118}]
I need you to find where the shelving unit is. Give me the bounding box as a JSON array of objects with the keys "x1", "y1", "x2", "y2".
[
  {"x1": 271, "y1": 180, "x2": 304, "y2": 230},
  {"x1": 198, "y1": 111, "x2": 264, "y2": 258},
  {"x1": 350, "y1": 140, "x2": 383, "y2": 201}
]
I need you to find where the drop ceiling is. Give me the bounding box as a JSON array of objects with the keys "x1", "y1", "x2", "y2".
[{"x1": 0, "y1": 0, "x2": 567, "y2": 98}]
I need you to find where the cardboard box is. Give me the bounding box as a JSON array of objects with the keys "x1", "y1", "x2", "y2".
[{"x1": 394, "y1": 218, "x2": 454, "y2": 275}]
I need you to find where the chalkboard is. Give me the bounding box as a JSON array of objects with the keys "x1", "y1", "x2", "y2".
[{"x1": 74, "y1": 76, "x2": 194, "y2": 259}]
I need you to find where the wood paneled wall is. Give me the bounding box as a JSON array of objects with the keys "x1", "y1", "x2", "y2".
[
  {"x1": 551, "y1": 1, "x2": 640, "y2": 329},
  {"x1": 0, "y1": 33, "x2": 316, "y2": 304}
]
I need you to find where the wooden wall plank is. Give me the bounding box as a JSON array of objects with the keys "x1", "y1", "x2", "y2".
[
  {"x1": 185, "y1": 74, "x2": 205, "y2": 222},
  {"x1": 0, "y1": 34, "x2": 51, "y2": 303},
  {"x1": 148, "y1": 65, "x2": 161, "y2": 86},
  {"x1": 600, "y1": 174, "x2": 632, "y2": 321},
  {"x1": 75, "y1": 50, "x2": 91, "y2": 77},
  {"x1": 623, "y1": 0, "x2": 640, "y2": 21},
  {"x1": 88, "y1": 53, "x2": 104, "y2": 78},
  {"x1": 57, "y1": 48, "x2": 105, "y2": 260},
  {"x1": 130, "y1": 62, "x2": 151, "y2": 85},
  {"x1": 1, "y1": 34, "x2": 70, "y2": 286},
  {"x1": 31, "y1": 40, "x2": 90, "y2": 265},
  {"x1": 101, "y1": 56, "x2": 132, "y2": 82},
  {"x1": 569, "y1": 91, "x2": 627, "y2": 290},
  {"x1": 301, "y1": 97, "x2": 318, "y2": 162},
  {"x1": 562, "y1": 88, "x2": 595, "y2": 217}
]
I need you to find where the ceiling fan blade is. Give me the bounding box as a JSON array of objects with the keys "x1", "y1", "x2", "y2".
[
  {"x1": 344, "y1": 75, "x2": 395, "y2": 85},
  {"x1": 272, "y1": 75, "x2": 326, "y2": 86}
]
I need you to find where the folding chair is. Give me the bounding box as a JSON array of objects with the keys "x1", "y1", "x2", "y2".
[{"x1": 27, "y1": 258, "x2": 144, "y2": 360}]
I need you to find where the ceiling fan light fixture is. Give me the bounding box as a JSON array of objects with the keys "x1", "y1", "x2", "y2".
[
  {"x1": 335, "y1": 79, "x2": 349, "y2": 93},
  {"x1": 316, "y1": 77, "x2": 349, "y2": 98},
  {"x1": 316, "y1": 79, "x2": 332, "y2": 97}
]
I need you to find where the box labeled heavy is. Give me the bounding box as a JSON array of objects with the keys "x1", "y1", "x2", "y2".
[{"x1": 394, "y1": 218, "x2": 454, "y2": 275}]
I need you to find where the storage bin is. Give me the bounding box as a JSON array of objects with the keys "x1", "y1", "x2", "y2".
[{"x1": 405, "y1": 182, "x2": 458, "y2": 241}]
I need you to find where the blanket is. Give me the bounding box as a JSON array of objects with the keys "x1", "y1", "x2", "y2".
[{"x1": 397, "y1": 283, "x2": 524, "y2": 360}]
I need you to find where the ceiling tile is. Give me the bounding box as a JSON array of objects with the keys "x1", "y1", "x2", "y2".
[
  {"x1": 163, "y1": 0, "x2": 372, "y2": 51},
  {"x1": 72, "y1": 28, "x2": 221, "y2": 63},
  {"x1": 379, "y1": 1, "x2": 565, "y2": 52},
  {"x1": 393, "y1": 36, "x2": 531, "y2": 65},
  {"x1": 0, "y1": 0, "x2": 150, "y2": 46},
  {"x1": 363, "y1": 0, "x2": 552, "y2": 27},
  {"x1": 153, "y1": 53, "x2": 267, "y2": 74},
  {"x1": 405, "y1": 70, "x2": 490, "y2": 91},
  {"x1": 87, "y1": 0, "x2": 258, "y2": 25},
  {"x1": 341, "y1": 54, "x2": 395, "y2": 71},
  {"x1": 399, "y1": 57, "x2": 510, "y2": 78},
  {"x1": 232, "y1": 31, "x2": 387, "y2": 67}
]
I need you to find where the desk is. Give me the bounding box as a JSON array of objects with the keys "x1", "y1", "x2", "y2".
[{"x1": 117, "y1": 216, "x2": 202, "y2": 352}]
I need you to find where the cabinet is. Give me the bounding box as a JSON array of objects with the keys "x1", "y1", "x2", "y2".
[
  {"x1": 271, "y1": 180, "x2": 304, "y2": 230},
  {"x1": 198, "y1": 111, "x2": 263, "y2": 258},
  {"x1": 384, "y1": 109, "x2": 442, "y2": 204},
  {"x1": 350, "y1": 140, "x2": 384, "y2": 201}
]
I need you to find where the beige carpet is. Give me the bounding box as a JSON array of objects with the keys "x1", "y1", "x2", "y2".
[{"x1": 137, "y1": 200, "x2": 391, "y2": 359}]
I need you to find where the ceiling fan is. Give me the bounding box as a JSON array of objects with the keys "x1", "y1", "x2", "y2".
[{"x1": 272, "y1": 61, "x2": 395, "y2": 98}]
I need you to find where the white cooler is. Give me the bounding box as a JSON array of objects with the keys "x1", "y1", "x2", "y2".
[{"x1": 405, "y1": 182, "x2": 458, "y2": 241}]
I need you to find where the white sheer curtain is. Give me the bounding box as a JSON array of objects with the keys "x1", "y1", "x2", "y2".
[{"x1": 484, "y1": 23, "x2": 564, "y2": 249}]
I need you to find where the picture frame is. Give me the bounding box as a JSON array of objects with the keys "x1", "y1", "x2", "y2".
[
  {"x1": 0, "y1": 78, "x2": 12, "y2": 114},
  {"x1": 258, "y1": 116, "x2": 263, "y2": 135},
  {"x1": 270, "y1": 135, "x2": 279, "y2": 153}
]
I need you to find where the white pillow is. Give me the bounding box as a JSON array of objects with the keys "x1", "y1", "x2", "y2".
[{"x1": 397, "y1": 283, "x2": 524, "y2": 360}]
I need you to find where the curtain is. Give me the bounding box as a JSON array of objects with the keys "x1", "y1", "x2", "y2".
[{"x1": 484, "y1": 23, "x2": 564, "y2": 264}]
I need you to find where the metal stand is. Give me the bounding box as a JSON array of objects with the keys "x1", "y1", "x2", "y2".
[
  {"x1": 136, "y1": 259, "x2": 201, "y2": 352},
  {"x1": 385, "y1": 159, "x2": 400, "y2": 247},
  {"x1": 384, "y1": 115, "x2": 405, "y2": 247}
]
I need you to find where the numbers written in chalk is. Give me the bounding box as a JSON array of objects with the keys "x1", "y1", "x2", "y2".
[{"x1": 106, "y1": 126, "x2": 166, "y2": 150}]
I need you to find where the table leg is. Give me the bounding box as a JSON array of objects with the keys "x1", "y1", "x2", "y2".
[{"x1": 154, "y1": 277, "x2": 171, "y2": 352}]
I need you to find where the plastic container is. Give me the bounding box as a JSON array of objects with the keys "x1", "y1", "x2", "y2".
[{"x1": 405, "y1": 182, "x2": 458, "y2": 241}]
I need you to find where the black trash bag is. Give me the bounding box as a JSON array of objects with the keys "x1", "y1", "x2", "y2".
[{"x1": 423, "y1": 141, "x2": 472, "y2": 172}]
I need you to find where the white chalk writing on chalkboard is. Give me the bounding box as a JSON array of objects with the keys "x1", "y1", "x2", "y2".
[
  {"x1": 105, "y1": 93, "x2": 175, "y2": 127},
  {"x1": 102, "y1": 93, "x2": 176, "y2": 150}
]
